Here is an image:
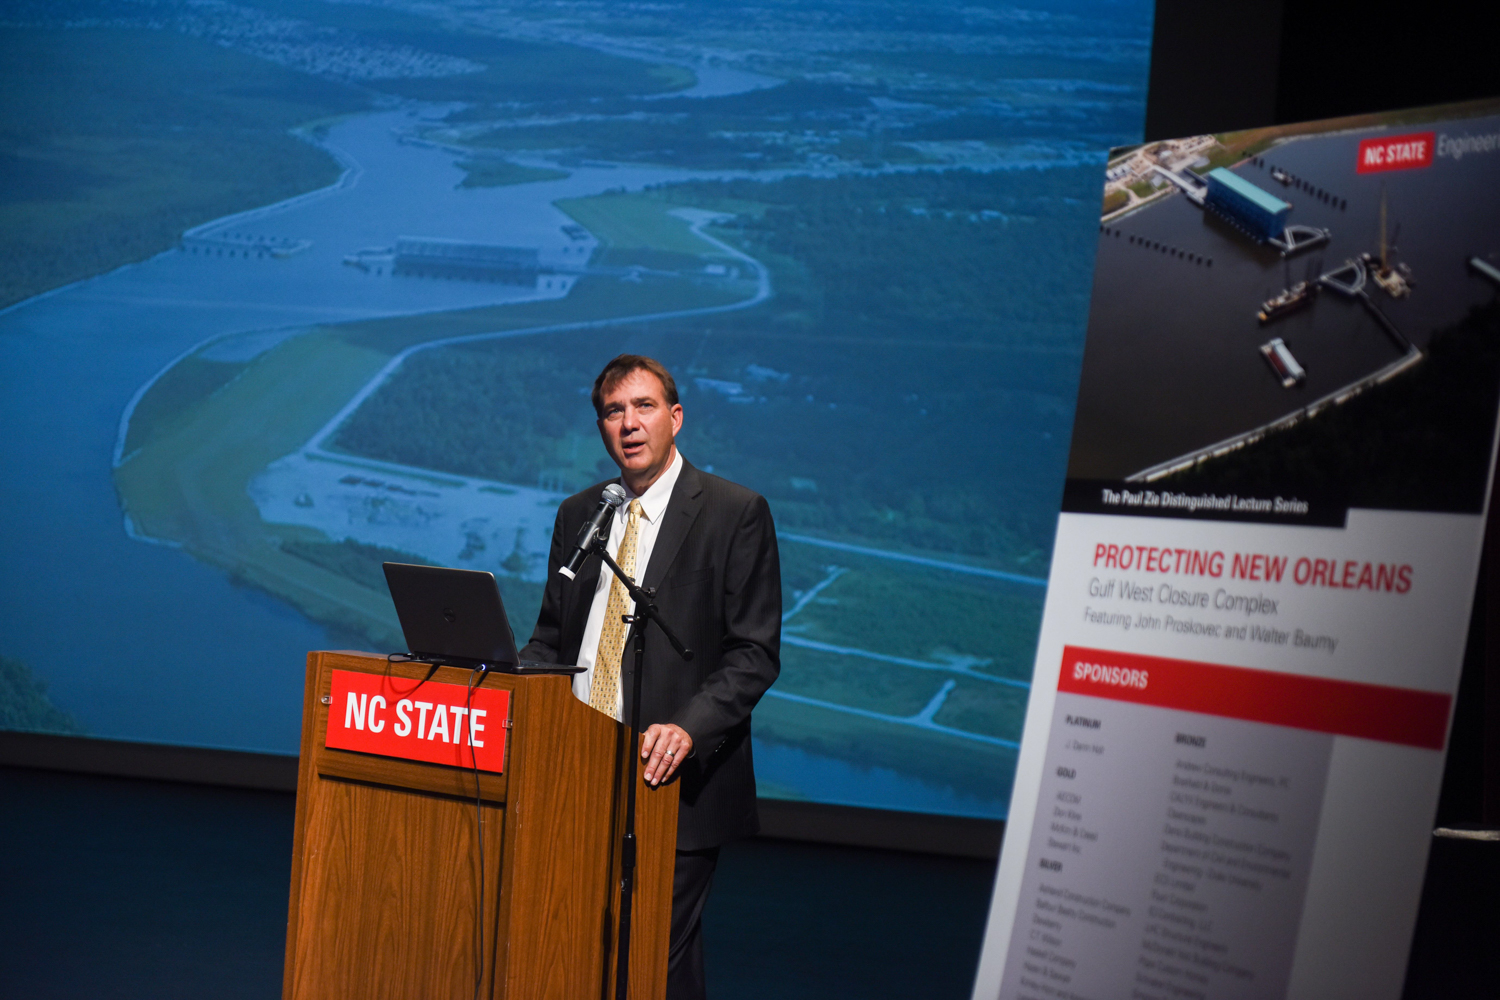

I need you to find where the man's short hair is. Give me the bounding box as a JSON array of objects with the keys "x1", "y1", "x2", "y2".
[{"x1": 591, "y1": 354, "x2": 679, "y2": 416}]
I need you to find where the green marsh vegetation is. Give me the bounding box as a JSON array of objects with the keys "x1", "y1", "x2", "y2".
[
  {"x1": 0, "y1": 26, "x2": 368, "y2": 309},
  {"x1": 332, "y1": 167, "x2": 1095, "y2": 573},
  {"x1": 0, "y1": 656, "x2": 81, "y2": 735},
  {"x1": 457, "y1": 160, "x2": 570, "y2": 188}
]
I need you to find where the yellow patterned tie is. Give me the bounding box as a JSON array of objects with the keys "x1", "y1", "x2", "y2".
[{"x1": 589, "y1": 499, "x2": 642, "y2": 720}]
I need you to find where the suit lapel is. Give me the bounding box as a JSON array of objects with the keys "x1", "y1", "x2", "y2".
[{"x1": 643, "y1": 461, "x2": 704, "y2": 592}]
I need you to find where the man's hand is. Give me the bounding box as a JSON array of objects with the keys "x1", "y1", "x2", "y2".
[{"x1": 641, "y1": 723, "x2": 692, "y2": 786}]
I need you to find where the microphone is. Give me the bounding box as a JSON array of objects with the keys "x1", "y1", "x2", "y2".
[{"x1": 558, "y1": 483, "x2": 627, "y2": 580}]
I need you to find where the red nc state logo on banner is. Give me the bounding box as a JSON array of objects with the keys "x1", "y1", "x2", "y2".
[
  {"x1": 325, "y1": 669, "x2": 511, "y2": 773},
  {"x1": 1357, "y1": 131, "x2": 1435, "y2": 173}
]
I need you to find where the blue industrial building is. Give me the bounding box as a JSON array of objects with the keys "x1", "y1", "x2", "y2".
[{"x1": 1204, "y1": 167, "x2": 1291, "y2": 241}]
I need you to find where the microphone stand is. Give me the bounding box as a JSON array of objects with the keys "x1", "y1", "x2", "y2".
[{"x1": 589, "y1": 538, "x2": 693, "y2": 1000}]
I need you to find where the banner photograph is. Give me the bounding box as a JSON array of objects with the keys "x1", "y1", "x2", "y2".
[
  {"x1": 1067, "y1": 102, "x2": 1500, "y2": 525},
  {"x1": 973, "y1": 98, "x2": 1500, "y2": 1000}
]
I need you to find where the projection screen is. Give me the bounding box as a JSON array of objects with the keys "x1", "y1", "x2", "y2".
[{"x1": 0, "y1": 0, "x2": 1155, "y2": 819}]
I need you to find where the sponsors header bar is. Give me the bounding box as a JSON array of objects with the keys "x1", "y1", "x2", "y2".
[{"x1": 1059, "y1": 645, "x2": 1450, "y2": 749}]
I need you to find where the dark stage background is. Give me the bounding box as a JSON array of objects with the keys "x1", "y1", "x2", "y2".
[{"x1": 2, "y1": 1, "x2": 1497, "y2": 996}]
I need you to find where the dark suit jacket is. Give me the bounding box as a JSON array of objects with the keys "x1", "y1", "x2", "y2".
[{"x1": 519, "y1": 460, "x2": 781, "y2": 851}]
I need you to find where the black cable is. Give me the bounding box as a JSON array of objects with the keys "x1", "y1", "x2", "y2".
[
  {"x1": 384, "y1": 656, "x2": 441, "y2": 690},
  {"x1": 392, "y1": 649, "x2": 485, "y2": 994},
  {"x1": 468, "y1": 664, "x2": 488, "y2": 1000}
]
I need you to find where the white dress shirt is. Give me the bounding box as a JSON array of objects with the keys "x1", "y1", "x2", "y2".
[{"x1": 571, "y1": 449, "x2": 685, "y2": 717}]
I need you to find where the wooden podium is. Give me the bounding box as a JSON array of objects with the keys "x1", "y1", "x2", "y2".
[{"x1": 283, "y1": 651, "x2": 679, "y2": 1000}]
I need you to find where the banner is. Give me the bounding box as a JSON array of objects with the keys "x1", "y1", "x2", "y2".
[
  {"x1": 973, "y1": 98, "x2": 1500, "y2": 1000},
  {"x1": 325, "y1": 669, "x2": 510, "y2": 773}
]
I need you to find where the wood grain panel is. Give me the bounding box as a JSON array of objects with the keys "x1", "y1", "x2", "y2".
[
  {"x1": 316, "y1": 745, "x2": 508, "y2": 804},
  {"x1": 494, "y1": 671, "x2": 622, "y2": 1000},
  {"x1": 620, "y1": 740, "x2": 679, "y2": 1000},
  {"x1": 284, "y1": 652, "x2": 325, "y2": 1000},
  {"x1": 287, "y1": 776, "x2": 504, "y2": 999},
  {"x1": 285, "y1": 652, "x2": 677, "y2": 1000}
]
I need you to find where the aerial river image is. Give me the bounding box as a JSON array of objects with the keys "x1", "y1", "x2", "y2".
[{"x1": 0, "y1": 0, "x2": 1158, "y2": 817}]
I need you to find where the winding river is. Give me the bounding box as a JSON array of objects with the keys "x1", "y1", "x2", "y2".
[{"x1": 0, "y1": 98, "x2": 1019, "y2": 816}]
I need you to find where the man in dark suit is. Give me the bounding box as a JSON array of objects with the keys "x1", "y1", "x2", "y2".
[{"x1": 519, "y1": 354, "x2": 781, "y2": 1000}]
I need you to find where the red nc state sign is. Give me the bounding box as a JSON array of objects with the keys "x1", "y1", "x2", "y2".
[
  {"x1": 325, "y1": 669, "x2": 511, "y2": 773},
  {"x1": 1357, "y1": 131, "x2": 1435, "y2": 173}
]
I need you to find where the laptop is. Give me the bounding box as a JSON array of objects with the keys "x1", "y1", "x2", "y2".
[{"x1": 382, "y1": 562, "x2": 582, "y2": 674}]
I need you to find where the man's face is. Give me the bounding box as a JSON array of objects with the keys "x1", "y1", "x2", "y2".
[{"x1": 597, "y1": 368, "x2": 683, "y2": 492}]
